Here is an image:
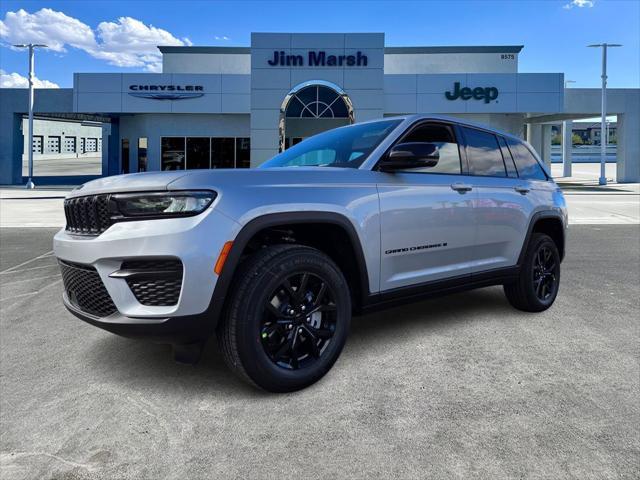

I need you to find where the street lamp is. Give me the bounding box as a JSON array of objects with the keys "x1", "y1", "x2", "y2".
[
  {"x1": 13, "y1": 43, "x2": 48, "y2": 189},
  {"x1": 588, "y1": 43, "x2": 622, "y2": 186}
]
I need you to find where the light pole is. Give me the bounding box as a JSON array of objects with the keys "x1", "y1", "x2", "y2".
[
  {"x1": 588, "y1": 43, "x2": 622, "y2": 186},
  {"x1": 13, "y1": 43, "x2": 48, "y2": 189}
]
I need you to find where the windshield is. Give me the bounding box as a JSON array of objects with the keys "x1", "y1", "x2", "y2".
[{"x1": 260, "y1": 119, "x2": 402, "y2": 169}]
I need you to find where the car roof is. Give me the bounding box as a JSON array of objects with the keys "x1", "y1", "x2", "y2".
[
  {"x1": 325, "y1": 114, "x2": 522, "y2": 145},
  {"x1": 376, "y1": 114, "x2": 523, "y2": 143}
]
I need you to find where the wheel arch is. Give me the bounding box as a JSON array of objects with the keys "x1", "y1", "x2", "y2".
[
  {"x1": 518, "y1": 211, "x2": 566, "y2": 265},
  {"x1": 207, "y1": 211, "x2": 371, "y2": 330}
]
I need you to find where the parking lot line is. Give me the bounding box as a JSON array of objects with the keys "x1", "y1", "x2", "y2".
[
  {"x1": 0, "y1": 273, "x2": 61, "y2": 285},
  {"x1": 0, "y1": 279, "x2": 62, "y2": 302},
  {"x1": 0, "y1": 250, "x2": 54, "y2": 274},
  {"x1": 0, "y1": 264, "x2": 59, "y2": 275}
]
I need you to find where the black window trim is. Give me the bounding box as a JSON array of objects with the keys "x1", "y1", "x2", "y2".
[
  {"x1": 505, "y1": 136, "x2": 551, "y2": 182},
  {"x1": 522, "y1": 142, "x2": 551, "y2": 181},
  {"x1": 458, "y1": 125, "x2": 509, "y2": 179},
  {"x1": 374, "y1": 119, "x2": 467, "y2": 176},
  {"x1": 498, "y1": 135, "x2": 520, "y2": 178}
]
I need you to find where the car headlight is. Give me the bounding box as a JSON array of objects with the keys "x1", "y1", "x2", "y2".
[{"x1": 112, "y1": 190, "x2": 216, "y2": 219}]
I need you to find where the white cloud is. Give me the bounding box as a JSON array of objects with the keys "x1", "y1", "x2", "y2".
[
  {"x1": 0, "y1": 8, "x2": 95, "y2": 52},
  {"x1": 563, "y1": 0, "x2": 595, "y2": 9},
  {"x1": 0, "y1": 8, "x2": 192, "y2": 72},
  {"x1": 214, "y1": 35, "x2": 230, "y2": 41},
  {"x1": 0, "y1": 69, "x2": 59, "y2": 88}
]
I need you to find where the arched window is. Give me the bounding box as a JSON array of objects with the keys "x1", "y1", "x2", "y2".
[
  {"x1": 279, "y1": 81, "x2": 354, "y2": 152},
  {"x1": 285, "y1": 84, "x2": 350, "y2": 119}
]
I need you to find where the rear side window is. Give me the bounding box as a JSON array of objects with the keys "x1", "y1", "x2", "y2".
[
  {"x1": 462, "y1": 127, "x2": 507, "y2": 177},
  {"x1": 498, "y1": 136, "x2": 518, "y2": 178},
  {"x1": 399, "y1": 123, "x2": 461, "y2": 174},
  {"x1": 507, "y1": 139, "x2": 547, "y2": 181}
]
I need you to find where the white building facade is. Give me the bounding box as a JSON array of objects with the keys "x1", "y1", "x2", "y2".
[{"x1": 0, "y1": 32, "x2": 638, "y2": 184}]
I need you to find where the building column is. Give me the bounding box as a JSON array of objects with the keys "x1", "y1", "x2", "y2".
[
  {"x1": 101, "y1": 123, "x2": 110, "y2": 176},
  {"x1": 616, "y1": 112, "x2": 640, "y2": 183},
  {"x1": 11, "y1": 113, "x2": 24, "y2": 184},
  {"x1": 562, "y1": 120, "x2": 573, "y2": 177},
  {"x1": 526, "y1": 123, "x2": 543, "y2": 157},
  {"x1": 106, "y1": 119, "x2": 120, "y2": 176},
  {"x1": 541, "y1": 125, "x2": 552, "y2": 169}
]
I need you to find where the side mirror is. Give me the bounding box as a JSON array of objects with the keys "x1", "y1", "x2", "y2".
[{"x1": 378, "y1": 142, "x2": 440, "y2": 171}]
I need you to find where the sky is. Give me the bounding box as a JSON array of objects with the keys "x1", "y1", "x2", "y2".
[{"x1": 0, "y1": 0, "x2": 638, "y2": 89}]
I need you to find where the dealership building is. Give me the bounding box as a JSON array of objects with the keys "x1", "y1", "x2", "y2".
[{"x1": 0, "y1": 32, "x2": 638, "y2": 185}]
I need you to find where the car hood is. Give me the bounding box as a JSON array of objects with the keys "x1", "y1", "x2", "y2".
[
  {"x1": 68, "y1": 167, "x2": 375, "y2": 198},
  {"x1": 167, "y1": 167, "x2": 374, "y2": 190},
  {"x1": 66, "y1": 171, "x2": 192, "y2": 198}
]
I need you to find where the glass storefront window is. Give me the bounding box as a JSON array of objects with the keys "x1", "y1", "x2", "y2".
[
  {"x1": 236, "y1": 138, "x2": 250, "y2": 168},
  {"x1": 161, "y1": 137, "x2": 185, "y2": 170},
  {"x1": 138, "y1": 138, "x2": 148, "y2": 172},
  {"x1": 160, "y1": 136, "x2": 251, "y2": 170},
  {"x1": 121, "y1": 139, "x2": 130, "y2": 174},
  {"x1": 186, "y1": 137, "x2": 210, "y2": 169},
  {"x1": 211, "y1": 138, "x2": 235, "y2": 169}
]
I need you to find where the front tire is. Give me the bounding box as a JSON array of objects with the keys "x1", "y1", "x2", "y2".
[
  {"x1": 217, "y1": 244, "x2": 351, "y2": 392},
  {"x1": 504, "y1": 233, "x2": 561, "y2": 312}
]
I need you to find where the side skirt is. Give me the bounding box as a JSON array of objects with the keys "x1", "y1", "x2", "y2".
[{"x1": 358, "y1": 266, "x2": 519, "y2": 315}]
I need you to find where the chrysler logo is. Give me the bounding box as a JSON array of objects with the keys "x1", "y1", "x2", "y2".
[{"x1": 128, "y1": 85, "x2": 204, "y2": 100}]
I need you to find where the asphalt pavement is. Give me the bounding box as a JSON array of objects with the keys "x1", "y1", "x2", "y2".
[{"x1": 0, "y1": 225, "x2": 638, "y2": 479}]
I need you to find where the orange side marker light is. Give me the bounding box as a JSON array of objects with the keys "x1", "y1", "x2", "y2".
[{"x1": 214, "y1": 241, "x2": 234, "y2": 275}]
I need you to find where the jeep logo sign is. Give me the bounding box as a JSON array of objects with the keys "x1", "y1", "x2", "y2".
[{"x1": 445, "y1": 82, "x2": 499, "y2": 103}]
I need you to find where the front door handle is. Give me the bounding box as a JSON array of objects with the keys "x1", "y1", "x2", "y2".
[
  {"x1": 514, "y1": 186, "x2": 530, "y2": 195},
  {"x1": 451, "y1": 183, "x2": 473, "y2": 193}
]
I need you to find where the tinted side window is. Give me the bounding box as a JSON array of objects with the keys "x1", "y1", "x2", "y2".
[
  {"x1": 399, "y1": 123, "x2": 461, "y2": 174},
  {"x1": 462, "y1": 127, "x2": 506, "y2": 177},
  {"x1": 498, "y1": 136, "x2": 518, "y2": 178},
  {"x1": 507, "y1": 139, "x2": 547, "y2": 180}
]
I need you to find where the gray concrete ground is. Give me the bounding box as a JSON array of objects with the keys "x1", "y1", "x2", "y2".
[
  {"x1": 22, "y1": 155, "x2": 102, "y2": 177},
  {"x1": 0, "y1": 225, "x2": 638, "y2": 479},
  {"x1": 550, "y1": 161, "x2": 620, "y2": 184},
  {"x1": 2, "y1": 178, "x2": 639, "y2": 228}
]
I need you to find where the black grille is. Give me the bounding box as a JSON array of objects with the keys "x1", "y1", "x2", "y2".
[
  {"x1": 64, "y1": 195, "x2": 112, "y2": 235},
  {"x1": 121, "y1": 259, "x2": 183, "y2": 306},
  {"x1": 59, "y1": 260, "x2": 117, "y2": 317}
]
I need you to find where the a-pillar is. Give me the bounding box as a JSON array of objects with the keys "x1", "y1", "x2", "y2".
[{"x1": 562, "y1": 120, "x2": 573, "y2": 177}]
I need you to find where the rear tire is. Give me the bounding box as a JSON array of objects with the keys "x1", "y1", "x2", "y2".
[
  {"x1": 217, "y1": 244, "x2": 351, "y2": 392},
  {"x1": 504, "y1": 233, "x2": 560, "y2": 312}
]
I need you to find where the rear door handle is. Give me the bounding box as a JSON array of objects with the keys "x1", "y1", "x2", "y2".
[
  {"x1": 514, "y1": 186, "x2": 530, "y2": 195},
  {"x1": 451, "y1": 183, "x2": 473, "y2": 193}
]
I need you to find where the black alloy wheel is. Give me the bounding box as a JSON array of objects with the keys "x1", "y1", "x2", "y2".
[
  {"x1": 260, "y1": 272, "x2": 337, "y2": 370},
  {"x1": 504, "y1": 233, "x2": 561, "y2": 312},
  {"x1": 218, "y1": 244, "x2": 351, "y2": 392},
  {"x1": 532, "y1": 244, "x2": 558, "y2": 302}
]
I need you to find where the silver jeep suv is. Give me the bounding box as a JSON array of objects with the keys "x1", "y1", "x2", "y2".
[{"x1": 54, "y1": 115, "x2": 568, "y2": 392}]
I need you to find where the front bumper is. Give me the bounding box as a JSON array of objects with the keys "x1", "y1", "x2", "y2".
[
  {"x1": 54, "y1": 207, "x2": 240, "y2": 341},
  {"x1": 62, "y1": 293, "x2": 210, "y2": 344}
]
